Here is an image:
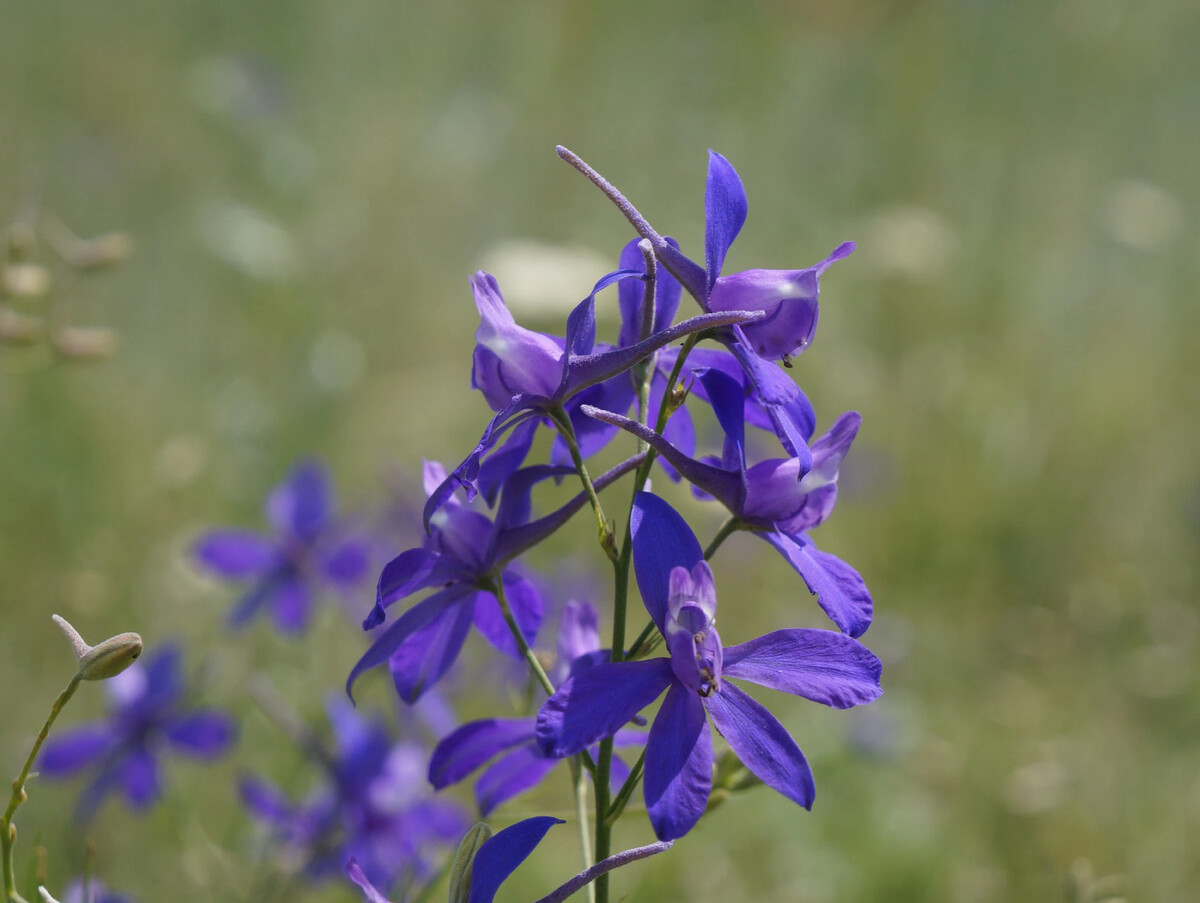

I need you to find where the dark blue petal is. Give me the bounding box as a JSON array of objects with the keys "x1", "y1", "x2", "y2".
[
  {"x1": 366, "y1": 547, "x2": 441, "y2": 630},
  {"x1": 477, "y1": 417, "x2": 541, "y2": 506},
  {"x1": 493, "y1": 465, "x2": 576, "y2": 534},
  {"x1": 428, "y1": 719, "x2": 535, "y2": 788},
  {"x1": 468, "y1": 816, "x2": 563, "y2": 903},
  {"x1": 704, "y1": 151, "x2": 748, "y2": 289},
  {"x1": 759, "y1": 532, "x2": 873, "y2": 638},
  {"x1": 270, "y1": 577, "x2": 312, "y2": 634},
  {"x1": 630, "y1": 493, "x2": 705, "y2": 630},
  {"x1": 727, "y1": 341, "x2": 817, "y2": 454},
  {"x1": 644, "y1": 684, "x2": 712, "y2": 841},
  {"x1": 322, "y1": 536, "x2": 371, "y2": 587},
  {"x1": 267, "y1": 459, "x2": 332, "y2": 544},
  {"x1": 38, "y1": 724, "x2": 113, "y2": 776},
  {"x1": 118, "y1": 749, "x2": 160, "y2": 809},
  {"x1": 697, "y1": 368, "x2": 748, "y2": 473},
  {"x1": 475, "y1": 743, "x2": 558, "y2": 816},
  {"x1": 165, "y1": 711, "x2": 237, "y2": 758},
  {"x1": 192, "y1": 530, "x2": 279, "y2": 578},
  {"x1": 558, "y1": 268, "x2": 643, "y2": 394},
  {"x1": 723, "y1": 628, "x2": 882, "y2": 707},
  {"x1": 536, "y1": 659, "x2": 675, "y2": 758},
  {"x1": 239, "y1": 774, "x2": 294, "y2": 823},
  {"x1": 471, "y1": 572, "x2": 543, "y2": 659},
  {"x1": 704, "y1": 682, "x2": 815, "y2": 810}
]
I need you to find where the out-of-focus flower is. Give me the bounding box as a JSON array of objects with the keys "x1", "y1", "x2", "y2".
[
  {"x1": 193, "y1": 459, "x2": 371, "y2": 634},
  {"x1": 38, "y1": 645, "x2": 235, "y2": 821},
  {"x1": 62, "y1": 878, "x2": 135, "y2": 903}
]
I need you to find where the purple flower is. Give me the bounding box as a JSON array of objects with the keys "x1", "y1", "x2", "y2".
[
  {"x1": 535, "y1": 493, "x2": 881, "y2": 841},
  {"x1": 193, "y1": 459, "x2": 371, "y2": 634},
  {"x1": 427, "y1": 602, "x2": 644, "y2": 815},
  {"x1": 38, "y1": 644, "x2": 235, "y2": 821},
  {"x1": 349, "y1": 456, "x2": 645, "y2": 704},
  {"x1": 424, "y1": 267, "x2": 765, "y2": 523},
  {"x1": 242, "y1": 699, "x2": 468, "y2": 891},
  {"x1": 63, "y1": 879, "x2": 135, "y2": 903},
  {"x1": 583, "y1": 367, "x2": 871, "y2": 636}
]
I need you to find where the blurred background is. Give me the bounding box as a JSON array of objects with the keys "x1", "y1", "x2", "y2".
[{"x1": 2, "y1": 0, "x2": 1198, "y2": 901}]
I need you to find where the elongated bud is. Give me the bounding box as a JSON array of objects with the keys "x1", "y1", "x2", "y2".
[
  {"x1": 0, "y1": 308, "x2": 44, "y2": 345},
  {"x1": 2, "y1": 263, "x2": 51, "y2": 299},
  {"x1": 52, "y1": 326, "x2": 118, "y2": 361},
  {"x1": 447, "y1": 822, "x2": 493, "y2": 903},
  {"x1": 52, "y1": 614, "x2": 143, "y2": 681},
  {"x1": 61, "y1": 232, "x2": 135, "y2": 271}
]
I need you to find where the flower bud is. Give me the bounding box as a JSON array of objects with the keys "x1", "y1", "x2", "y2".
[
  {"x1": 0, "y1": 308, "x2": 44, "y2": 345},
  {"x1": 52, "y1": 614, "x2": 143, "y2": 681},
  {"x1": 446, "y1": 822, "x2": 493, "y2": 903},
  {"x1": 61, "y1": 232, "x2": 135, "y2": 271},
  {"x1": 52, "y1": 326, "x2": 118, "y2": 361},
  {"x1": 2, "y1": 263, "x2": 51, "y2": 299}
]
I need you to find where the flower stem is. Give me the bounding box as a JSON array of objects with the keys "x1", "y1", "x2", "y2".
[
  {"x1": 568, "y1": 756, "x2": 596, "y2": 903},
  {"x1": 532, "y1": 839, "x2": 673, "y2": 903},
  {"x1": 489, "y1": 578, "x2": 555, "y2": 697},
  {"x1": 548, "y1": 405, "x2": 615, "y2": 562},
  {"x1": 604, "y1": 748, "x2": 645, "y2": 826},
  {"x1": 704, "y1": 517, "x2": 741, "y2": 561},
  {"x1": 3, "y1": 673, "x2": 82, "y2": 903}
]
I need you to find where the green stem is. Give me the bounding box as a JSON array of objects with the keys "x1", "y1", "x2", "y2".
[
  {"x1": 604, "y1": 748, "x2": 645, "y2": 826},
  {"x1": 489, "y1": 578, "x2": 555, "y2": 697},
  {"x1": 3, "y1": 673, "x2": 82, "y2": 903},
  {"x1": 548, "y1": 405, "x2": 613, "y2": 560},
  {"x1": 568, "y1": 757, "x2": 596, "y2": 903},
  {"x1": 624, "y1": 619, "x2": 660, "y2": 660},
  {"x1": 704, "y1": 517, "x2": 741, "y2": 561}
]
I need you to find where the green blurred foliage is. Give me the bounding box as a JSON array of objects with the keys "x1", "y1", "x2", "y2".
[{"x1": 2, "y1": 0, "x2": 1198, "y2": 901}]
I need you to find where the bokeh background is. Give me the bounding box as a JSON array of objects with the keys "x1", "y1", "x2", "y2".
[{"x1": 2, "y1": 1, "x2": 1198, "y2": 901}]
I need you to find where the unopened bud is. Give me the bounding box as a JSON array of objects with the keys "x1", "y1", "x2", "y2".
[
  {"x1": 63, "y1": 232, "x2": 134, "y2": 271},
  {"x1": 52, "y1": 614, "x2": 142, "y2": 681},
  {"x1": 2, "y1": 263, "x2": 51, "y2": 299},
  {"x1": 52, "y1": 326, "x2": 118, "y2": 361},
  {"x1": 0, "y1": 308, "x2": 44, "y2": 345},
  {"x1": 447, "y1": 822, "x2": 493, "y2": 903}
]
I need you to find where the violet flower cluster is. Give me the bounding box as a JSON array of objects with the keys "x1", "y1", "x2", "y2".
[{"x1": 341, "y1": 146, "x2": 883, "y2": 903}]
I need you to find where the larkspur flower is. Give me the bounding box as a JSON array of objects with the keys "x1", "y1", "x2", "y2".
[
  {"x1": 427, "y1": 601, "x2": 644, "y2": 815},
  {"x1": 38, "y1": 644, "x2": 235, "y2": 821},
  {"x1": 348, "y1": 455, "x2": 646, "y2": 704},
  {"x1": 423, "y1": 266, "x2": 765, "y2": 522},
  {"x1": 535, "y1": 492, "x2": 881, "y2": 841},
  {"x1": 193, "y1": 459, "x2": 371, "y2": 634},
  {"x1": 583, "y1": 366, "x2": 871, "y2": 636},
  {"x1": 63, "y1": 879, "x2": 135, "y2": 903},
  {"x1": 241, "y1": 699, "x2": 467, "y2": 891}
]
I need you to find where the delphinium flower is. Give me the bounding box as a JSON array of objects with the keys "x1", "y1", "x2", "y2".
[
  {"x1": 193, "y1": 459, "x2": 371, "y2": 634},
  {"x1": 583, "y1": 366, "x2": 872, "y2": 636},
  {"x1": 348, "y1": 454, "x2": 646, "y2": 704},
  {"x1": 536, "y1": 492, "x2": 881, "y2": 840},
  {"x1": 38, "y1": 644, "x2": 235, "y2": 820},
  {"x1": 240, "y1": 698, "x2": 468, "y2": 892},
  {"x1": 427, "y1": 601, "x2": 644, "y2": 815},
  {"x1": 62, "y1": 878, "x2": 135, "y2": 903}
]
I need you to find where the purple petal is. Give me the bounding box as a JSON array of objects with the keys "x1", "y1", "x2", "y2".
[
  {"x1": 471, "y1": 271, "x2": 564, "y2": 410},
  {"x1": 697, "y1": 368, "x2": 747, "y2": 472},
  {"x1": 723, "y1": 628, "x2": 881, "y2": 708},
  {"x1": 192, "y1": 530, "x2": 279, "y2": 578},
  {"x1": 322, "y1": 537, "x2": 371, "y2": 587},
  {"x1": 227, "y1": 577, "x2": 281, "y2": 630},
  {"x1": 617, "y1": 237, "x2": 684, "y2": 347},
  {"x1": 742, "y1": 457, "x2": 810, "y2": 524},
  {"x1": 475, "y1": 743, "x2": 558, "y2": 816},
  {"x1": 704, "y1": 151, "x2": 748, "y2": 289},
  {"x1": 365, "y1": 547, "x2": 441, "y2": 629},
  {"x1": 644, "y1": 684, "x2": 712, "y2": 841},
  {"x1": 118, "y1": 748, "x2": 160, "y2": 808},
  {"x1": 557, "y1": 268, "x2": 643, "y2": 393},
  {"x1": 165, "y1": 711, "x2": 237, "y2": 758},
  {"x1": 267, "y1": 459, "x2": 331, "y2": 543},
  {"x1": 477, "y1": 417, "x2": 541, "y2": 506},
  {"x1": 493, "y1": 465, "x2": 575, "y2": 533},
  {"x1": 270, "y1": 577, "x2": 313, "y2": 634},
  {"x1": 557, "y1": 599, "x2": 601, "y2": 668},
  {"x1": 38, "y1": 724, "x2": 114, "y2": 776},
  {"x1": 346, "y1": 586, "x2": 473, "y2": 703},
  {"x1": 551, "y1": 377, "x2": 635, "y2": 467},
  {"x1": 630, "y1": 492, "x2": 705, "y2": 629},
  {"x1": 239, "y1": 774, "x2": 294, "y2": 823},
  {"x1": 387, "y1": 597, "x2": 476, "y2": 704},
  {"x1": 471, "y1": 572, "x2": 543, "y2": 659},
  {"x1": 535, "y1": 659, "x2": 675, "y2": 758},
  {"x1": 468, "y1": 816, "x2": 563, "y2": 903},
  {"x1": 783, "y1": 411, "x2": 861, "y2": 532},
  {"x1": 759, "y1": 533, "x2": 873, "y2": 638},
  {"x1": 727, "y1": 341, "x2": 816, "y2": 454},
  {"x1": 428, "y1": 719, "x2": 535, "y2": 788},
  {"x1": 346, "y1": 857, "x2": 393, "y2": 903},
  {"x1": 704, "y1": 682, "x2": 815, "y2": 809},
  {"x1": 649, "y1": 373, "x2": 695, "y2": 483}
]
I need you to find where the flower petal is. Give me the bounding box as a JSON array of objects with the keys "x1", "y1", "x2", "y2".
[
  {"x1": 165, "y1": 711, "x2": 237, "y2": 758},
  {"x1": 471, "y1": 573, "x2": 543, "y2": 659},
  {"x1": 346, "y1": 857, "x2": 393, "y2": 903},
  {"x1": 618, "y1": 237, "x2": 684, "y2": 347},
  {"x1": 239, "y1": 774, "x2": 293, "y2": 823},
  {"x1": 365, "y1": 547, "x2": 441, "y2": 630},
  {"x1": 468, "y1": 816, "x2": 563, "y2": 903},
  {"x1": 192, "y1": 530, "x2": 279, "y2": 578},
  {"x1": 535, "y1": 659, "x2": 675, "y2": 758},
  {"x1": 704, "y1": 151, "x2": 748, "y2": 289},
  {"x1": 118, "y1": 748, "x2": 161, "y2": 808},
  {"x1": 631, "y1": 492, "x2": 705, "y2": 629},
  {"x1": 727, "y1": 341, "x2": 816, "y2": 456},
  {"x1": 267, "y1": 459, "x2": 331, "y2": 543},
  {"x1": 471, "y1": 271, "x2": 564, "y2": 410},
  {"x1": 322, "y1": 536, "x2": 371, "y2": 587},
  {"x1": 387, "y1": 594, "x2": 477, "y2": 704},
  {"x1": 723, "y1": 628, "x2": 882, "y2": 707},
  {"x1": 475, "y1": 743, "x2": 558, "y2": 816},
  {"x1": 759, "y1": 533, "x2": 873, "y2": 638},
  {"x1": 557, "y1": 599, "x2": 601, "y2": 669},
  {"x1": 38, "y1": 724, "x2": 114, "y2": 776},
  {"x1": 477, "y1": 417, "x2": 541, "y2": 506},
  {"x1": 428, "y1": 719, "x2": 535, "y2": 789},
  {"x1": 270, "y1": 577, "x2": 313, "y2": 634},
  {"x1": 704, "y1": 682, "x2": 814, "y2": 809},
  {"x1": 644, "y1": 684, "x2": 712, "y2": 841}
]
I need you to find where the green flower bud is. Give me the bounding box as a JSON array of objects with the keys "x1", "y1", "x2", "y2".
[
  {"x1": 447, "y1": 822, "x2": 493, "y2": 903},
  {"x1": 52, "y1": 614, "x2": 143, "y2": 681}
]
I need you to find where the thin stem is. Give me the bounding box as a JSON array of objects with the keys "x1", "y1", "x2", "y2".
[
  {"x1": 3, "y1": 673, "x2": 82, "y2": 903},
  {"x1": 704, "y1": 517, "x2": 741, "y2": 561},
  {"x1": 604, "y1": 748, "x2": 645, "y2": 826},
  {"x1": 568, "y1": 757, "x2": 595, "y2": 903},
  {"x1": 489, "y1": 578, "x2": 555, "y2": 697},
  {"x1": 632, "y1": 240, "x2": 657, "y2": 454},
  {"x1": 532, "y1": 839, "x2": 674, "y2": 903},
  {"x1": 547, "y1": 406, "x2": 612, "y2": 560},
  {"x1": 624, "y1": 620, "x2": 660, "y2": 660}
]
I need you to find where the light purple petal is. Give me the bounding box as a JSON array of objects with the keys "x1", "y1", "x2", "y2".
[
  {"x1": 742, "y1": 457, "x2": 810, "y2": 523},
  {"x1": 723, "y1": 628, "x2": 881, "y2": 708},
  {"x1": 704, "y1": 682, "x2": 815, "y2": 810},
  {"x1": 630, "y1": 492, "x2": 705, "y2": 629},
  {"x1": 346, "y1": 857, "x2": 393, "y2": 903},
  {"x1": 38, "y1": 724, "x2": 114, "y2": 776},
  {"x1": 346, "y1": 586, "x2": 473, "y2": 702},
  {"x1": 165, "y1": 711, "x2": 237, "y2": 758},
  {"x1": 759, "y1": 533, "x2": 873, "y2": 638},
  {"x1": 471, "y1": 271, "x2": 564, "y2": 410},
  {"x1": 192, "y1": 530, "x2": 279, "y2": 578},
  {"x1": 557, "y1": 599, "x2": 601, "y2": 668},
  {"x1": 118, "y1": 748, "x2": 161, "y2": 809},
  {"x1": 267, "y1": 460, "x2": 332, "y2": 543},
  {"x1": 468, "y1": 816, "x2": 563, "y2": 903},
  {"x1": 270, "y1": 577, "x2": 313, "y2": 634},
  {"x1": 428, "y1": 719, "x2": 535, "y2": 789},
  {"x1": 535, "y1": 659, "x2": 675, "y2": 758},
  {"x1": 644, "y1": 684, "x2": 712, "y2": 841},
  {"x1": 475, "y1": 743, "x2": 558, "y2": 816},
  {"x1": 704, "y1": 151, "x2": 748, "y2": 289}
]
